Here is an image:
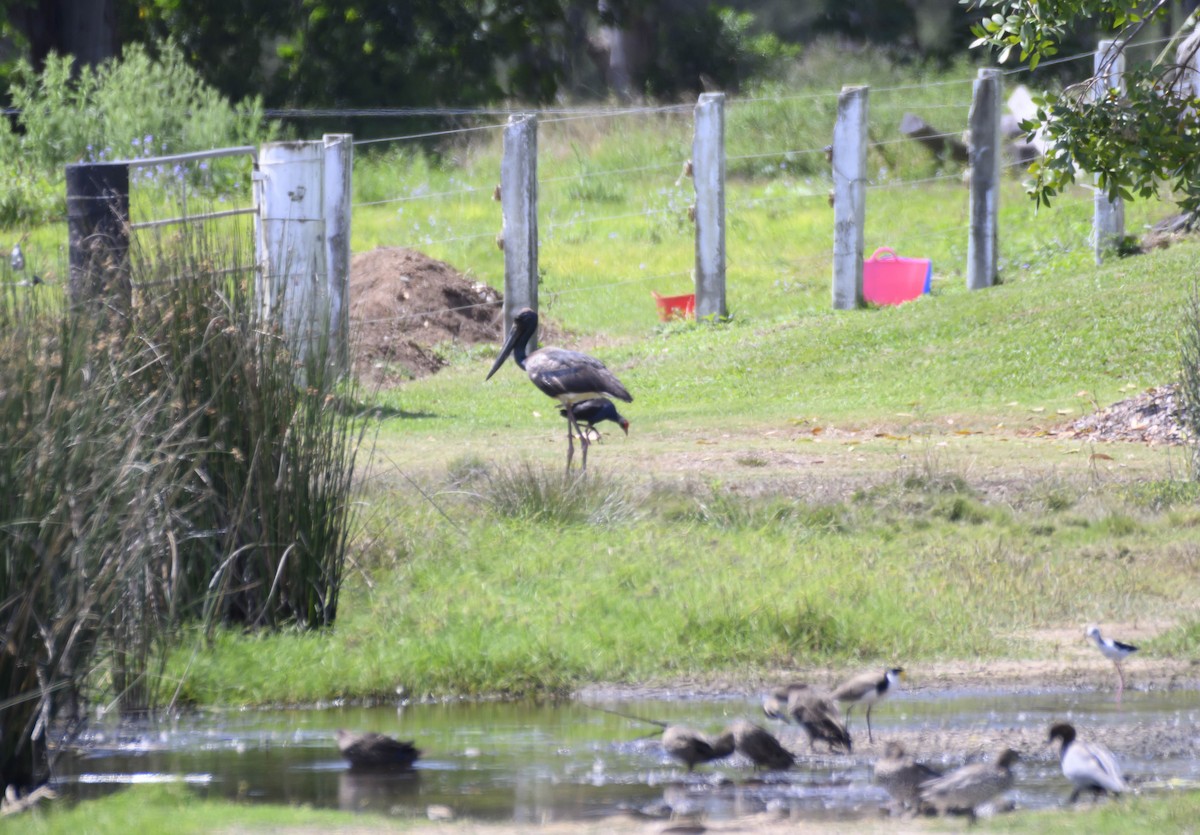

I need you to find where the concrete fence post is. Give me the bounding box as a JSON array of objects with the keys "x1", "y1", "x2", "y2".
[
  {"x1": 501, "y1": 114, "x2": 538, "y2": 350},
  {"x1": 322, "y1": 134, "x2": 352, "y2": 373},
  {"x1": 255, "y1": 140, "x2": 328, "y2": 361},
  {"x1": 967, "y1": 68, "x2": 1002, "y2": 290},
  {"x1": 831, "y1": 85, "x2": 868, "y2": 310},
  {"x1": 1093, "y1": 39, "x2": 1126, "y2": 263},
  {"x1": 693, "y1": 92, "x2": 727, "y2": 320},
  {"x1": 65, "y1": 162, "x2": 131, "y2": 316}
]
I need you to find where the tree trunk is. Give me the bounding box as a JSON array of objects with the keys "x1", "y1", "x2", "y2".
[{"x1": 13, "y1": 0, "x2": 119, "y2": 72}]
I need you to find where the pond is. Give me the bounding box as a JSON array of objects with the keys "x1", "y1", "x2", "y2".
[{"x1": 51, "y1": 684, "x2": 1200, "y2": 826}]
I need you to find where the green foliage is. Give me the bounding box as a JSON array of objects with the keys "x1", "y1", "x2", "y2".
[
  {"x1": 967, "y1": 0, "x2": 1200, "y2": 214},
  {"x1": 0, "y1": 40, "x2": 271, "y2": 225}
]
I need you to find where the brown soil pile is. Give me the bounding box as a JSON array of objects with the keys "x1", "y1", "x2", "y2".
[
  {"x1": 349, "y1": 247, "x2": 504, "y2": 387},
  {"x1": 1065, "y1": 384, "x2": 1189, "y2": 444}
]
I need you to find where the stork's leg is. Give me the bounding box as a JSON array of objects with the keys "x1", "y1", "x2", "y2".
[
  {"x1": 564, "y1": 406, "x2": 587, "y2": 473},
  {"x1": 579, "y1": 426, "x2": 591, "y2": 471},
  {"x1": 865, "y1": 705, "x2": 874, "y2": 743},
  {"x1": 566, "y1": 416, "x2": 576, "y2": 473},
  {"x1": 1115, "y1": 661, "x2": 1126, "y2": 701}
]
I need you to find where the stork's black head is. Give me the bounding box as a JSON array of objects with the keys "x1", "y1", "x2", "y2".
[
  {"x1": 486, "y1": 307, "x2": 539, "y2": 380},
  {"x1": 1048, "y1": 723, "x2": 1076, "y2": 746}
]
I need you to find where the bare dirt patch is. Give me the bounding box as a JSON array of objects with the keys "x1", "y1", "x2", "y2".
[{"x1": 349, "y1": 247, "x2": 504, "y2": 387}]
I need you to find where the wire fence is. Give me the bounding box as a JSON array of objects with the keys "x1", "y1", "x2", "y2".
[
  {"x1": 334, "y1": 48, "x2": 1177, "y2": 334},
  {"x1": 48, "y1": 41, "x2": 1171, "y2": 324}
]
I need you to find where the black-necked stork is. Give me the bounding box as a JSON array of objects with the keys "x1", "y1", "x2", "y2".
[
  {"x1": 918, "y1": 748, "x2": 1019, "y2": 821},
  {"x1": 1048, "y1": 723, "x2": 1129, "y2": 803},
  {"x1": 558, "y1": 398, "x2": 630, "y2": 443},
  {"x1": 486, "y1": 307, "x2": 632, "y2": 471},
  {"x1": 1086, "y1": 625, "x2": 1138, "y2": 697},
  {"x1": 832, "y1": 667, "x2": 904, "y2": 743}
]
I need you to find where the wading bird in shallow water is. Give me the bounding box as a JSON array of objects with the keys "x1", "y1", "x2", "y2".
[
  {"x1": 336, "y1": 730, "x2": 421, "y2": 770},
  {"x1": 725, "y1": 719, "x2": 795, "y2": 771},
  {"x1": 1048, "y1": 722, "x2": 1129, "y2": 804},
  {"x1": 762, "y1": 683, "x2": 852, "y2": 753},
  {"x1": 558, "y1": 397, "x2": 630, "y2": 442},
  {"x1": 661, "y1": 724, "x2": 735, "y2": 772},
  {"x1": 1085, "y1": 625, "x2": 1138, "y2": 698},
  {"x1": 832, "y1": 667, "x2": 903, "y2": 743},
  {"x1": 919, "y1": 748, "x2": 1019, "y2": 821},
  {"x1": 874, "y1": 741, "x2": 942, "y2": 812},
  {"x1": 486, "y1": 307, "x2": 632, "y2": 472}
]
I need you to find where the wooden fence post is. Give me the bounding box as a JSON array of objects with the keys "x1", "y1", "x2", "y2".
[
  {"x1": 501, "y1": 114, "x2": 538, "y2": 349},
  {"x1": 693, "y1": 92, "x2": 726, "y2": 320},
  {"x1": 1093, "y1": 39, "x2": 1126, "y2": 263},
  {"x1": 323, "y1": 134, "x2": 352, "y2": 373},
  {"x1": 255, "y1": 140, "x2": 327, "y2": 360},
  {"x1": 831, "y1": 85, "x2": 868, "y2": 310},
  {"x1": 65, "y1": 162, "x2": 131, "y2": 316},
  {"x1": 968, "y1": 68, "x2": 1002, "y2": 290}
]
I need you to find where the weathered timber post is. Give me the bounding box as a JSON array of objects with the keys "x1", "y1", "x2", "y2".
[
  {"x1": 967, "y1": 68, "x2": 1002, "y2": 290},
  {"x1": 1093, "y1": 39, "x2": 1126, "y2": 263},
  {"x1": 693, "y1": 92, "x2": 727, "y2": 320},
  {"x1": 323, "y1": 134, "x2": 352, "y2": 373},
  {"x1": 831, "y1": 85, "x2": 868, "y2": 310},
  {"x1": 255, "y1": 140, "x2": 327, "y2": 362},
  {"x1": 501, "y1": 114, "x2": 538, "y2": 351},
  {"x1": 65, "y1": 162, "x2": 131, "y2": 316}
]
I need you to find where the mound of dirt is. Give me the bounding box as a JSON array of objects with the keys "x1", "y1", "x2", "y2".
[
  {"x1": 1066, "y1": 384, "x2": 1189, "y2": 444},
  {"x1": 349, "y1": 247, "x2": 503, "y2": 387}
]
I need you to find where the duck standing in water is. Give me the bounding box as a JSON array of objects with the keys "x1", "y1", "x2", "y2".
[
  {"x1": 336, "y1": 729, "x2": 421, "y2": 770},
  {"x1": 874, "y1": 741, "x2": 942, "y2": 811},
  {"x1": 919, "y1": 748, "x2": 1019, "y2": 821},
  {"x1": 661, "y1": 724, "x2": 735, "y2": 772}
]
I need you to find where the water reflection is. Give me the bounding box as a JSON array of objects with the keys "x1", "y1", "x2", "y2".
[{"x1": 50, "y1": 686, "x2": 1200, "y2": 824}]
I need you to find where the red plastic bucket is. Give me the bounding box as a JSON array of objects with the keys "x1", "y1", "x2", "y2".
[
  {"x1": 652, "y1": 291, "x2": 695, "y2": 321},
  {"x1": 863, "y1": 247, "x2": 932, "y2": 305}
]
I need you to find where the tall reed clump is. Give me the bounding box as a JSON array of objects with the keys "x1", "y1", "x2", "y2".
[{"x1": 0, "y1": 224, "x2": 367, "y2": 790}]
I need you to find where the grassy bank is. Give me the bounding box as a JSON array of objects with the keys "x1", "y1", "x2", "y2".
[{"x1": 15, "y1": 784, "x2": 1200, "y2": 833}]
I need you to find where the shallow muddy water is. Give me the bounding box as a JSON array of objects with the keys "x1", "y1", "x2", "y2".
[{"x1": 52, "y1": 685, "x2": 1200, "y2": 825}]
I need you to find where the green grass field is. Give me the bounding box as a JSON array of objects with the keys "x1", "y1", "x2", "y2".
[{"x1": 5, "y1": 49, "x2": 1200, "y2": 832}]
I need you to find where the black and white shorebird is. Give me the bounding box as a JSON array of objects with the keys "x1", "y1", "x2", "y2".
[
  {"x1": 1085, "y1": 625, "x2": 1138, "y2": 696},
  {"x1": 831, "y1": 667, "x2": 903, "y2": 743},
  {"x1": 558, "y1": 397, "x2": 629, "y2": 442},
  {"x1": 873, "y1": 741, "x2": 942, "y2": 812},
  {"x1": 336, "y1": 729, "x2": 421, "y2": 770},
  {"x1": 763, "y1": 683, "x2": 852, "y2": 753},
  {"x1": 486, "y1": 307, "x2": 632, "y2": 472},
  {"x1": 10, "y1": 241, "x2": 24, "y2": 272},
  {"x1": 1048, "y1": 722, "x2": 1129, "y2": 804},
  {"x1": 918, "y1": 748, "x2": 1019, "y2": 821}
]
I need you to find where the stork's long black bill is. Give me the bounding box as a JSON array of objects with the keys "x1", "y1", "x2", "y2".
[{"x1": 486, "y1": 326, "x2": 520, "y2": 380}]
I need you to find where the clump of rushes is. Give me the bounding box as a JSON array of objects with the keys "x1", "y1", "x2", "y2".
[{"x1": 0, "y1": 221, "x2": 367, "y2": 790}]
